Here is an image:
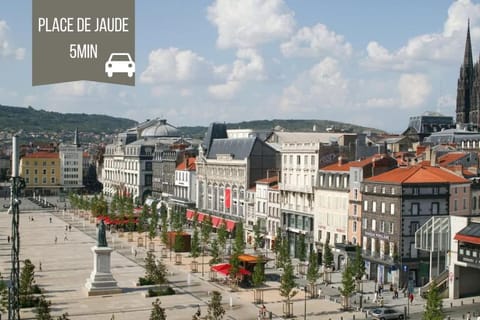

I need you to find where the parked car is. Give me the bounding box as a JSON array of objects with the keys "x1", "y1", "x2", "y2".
[{"x1": 369, "y1": 307, "x2": 404, "y2": 320}]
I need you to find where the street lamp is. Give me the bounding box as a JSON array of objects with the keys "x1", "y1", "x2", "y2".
[{"x1": 304, "y1": 285, "x2": 307, "y2": 320}]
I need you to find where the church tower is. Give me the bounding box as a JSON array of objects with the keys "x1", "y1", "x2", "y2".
[{"x1": 457, "y1": 20, "x2": 474, "y2": 126}]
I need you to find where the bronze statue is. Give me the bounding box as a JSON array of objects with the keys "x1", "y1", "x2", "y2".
[{"x1": 97, "y1": 219, "x2": 108, "y2": 247}]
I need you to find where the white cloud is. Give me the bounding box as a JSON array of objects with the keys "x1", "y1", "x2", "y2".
[
  {"x1": 361, "y1": 97, "x2": 396, "y2": 108},
  {"x1": 140, "y1": 47, "x2": 214, "y2": 84},
  {"x1": 0, "y1": 20, "x2": 25, "y2": 60},
  {"x1": 437, "y1": 94, "x2": 455, "y2": 108},
  {"x1": 209, "y1": 48, "x2": 265, "y2": 99},
  {"x1": 398, "y1": 73, "x2": 431, "y2": 108},
  {"x1": 279, "y1": 57, "x2": 349, "y2": 112},
  {"x1": 363, "y1": 0, "x2": 480, "y2": 71},
  {"x1": 281, "y1": 23, "x2": 352, "y2": 59},
  {"x1": 207, "y1": 0, "x2": 295, "y2": 49},
  {"x1": 208, "y1": 81, "x2": 241, "y2": 100}
]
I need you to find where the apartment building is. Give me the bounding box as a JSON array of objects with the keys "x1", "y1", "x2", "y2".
[{"x1": 362, "y1": 165, "x2": 471, "y2": 287}]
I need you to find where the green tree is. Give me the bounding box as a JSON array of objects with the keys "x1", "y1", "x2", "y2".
[
  {"x1": 201, "y1": 215, "x2": 213, "y2": 244},
  {"x1": 217, "y1": 220, "x2": 228, "y2": 259},
  {"x1": 201, "y1": 215, "x2": 213, "y2": 265},
  {"x1": 252, "y1": 257, "x2": 265, "y2": 287},
  {"x1": 274, "y1": 228, "x2": 285, "y2": 268},
  {"x1": 56, "y1": 313, "x2": 70, "y2": 320},
  {"x1": 229, "y1": 222, "x2": 245, "y2": 283},
  {"x1": 191, "y1": 227, "x2": 200, "y2": 260},
  {"x1": 207, "y1": 291, "x2": 225, "y2": 320},
  {"x1": 148, "y1": 202, "x2": 159, "y2": 241},
  {"x1": 306, "y1": 251, "x2": 320, "y2": 297},
  {"x1": 138, "y1": 204, "x2": 150, "y2": 234},
  {"x1": 422, "y1": 281, "x2": 444, "y2": 320},
  {"x1": 351, "y1": 246, "x2": 365, "y2": 281},
  {"x1": 20, "y1": 259, "x2": 37, "y2": 307},
  {"x1": 150, "y1": 298, "x2": 167, "y2": 320},
  {"x1": 253, "y1": 220, "x2": 262, "y2": 251},
  {"x1": 34, "y1": 295, "x2": 52, "y2": 320},
  {"x1": 233, "y1": 222, "x2": 245, "y2": 254},
  {"x1": 323, "y1": 243, "x2": 334, "y2": 283},
  {"x1": 339, "y1": 264, "x2": 355, "y2": 310},
  {"x1": 279, "y1": 259, "x2": 297, "y2": 312},
  {"x1": 209, "y1": 239, "x2": 221, "y2": 265},
  {"x1": 160, "y1": 208, "x2": 168, "y2": 246},
  {"x1": 143, "y1": 251, "x2": 167, "y2": 285},
  {"x1": 323, "y1": 243, "x2": 333, "y2": 267},
  {"x1": 297, "y1": 233, "x2": 306, "y2": 262}
]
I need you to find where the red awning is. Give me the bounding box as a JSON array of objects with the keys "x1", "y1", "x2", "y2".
[
  {"x1": 211, "y1": 216, "x2": 221, "y2": 228},
  {"x1": 454, "y1": 233, "x2": 480, "y2": 245},
  {"x1": 211, "y1": 263, "x2": 251, "y2": 276},
  {"x1": 225, "y1": 220, "x2": 235, "y2": 232},
  {"x1": 186, "y1": 209, "x2": 195, "y2": 220},
  {"x1": 185, "y1": 210, "x2": 235, "y2": 231}
]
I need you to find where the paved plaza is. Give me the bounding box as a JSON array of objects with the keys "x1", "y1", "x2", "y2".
[{"x1": 0, "y1": 197, "x2": 480, "y2": 319}]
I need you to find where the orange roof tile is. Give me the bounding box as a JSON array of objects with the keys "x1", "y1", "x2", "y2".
[
  {"x1": 366, "y1": 165, "x2": 469, "y2": 184},
  {"x1": 176, "y1": 157, "x2": 196, "y2": 171},
  {"x1": 321, "y1": 154, "x2": 393, "y2": 171},
  {"x1": 22, "y1": 152, "x2": 59, "y2": 159},
  {"x1": 256, "y1": 176, "x2": 279, "y2": 184},
  {"x1": 438, "y1": 153, "x2": 467, "y2": 167}
]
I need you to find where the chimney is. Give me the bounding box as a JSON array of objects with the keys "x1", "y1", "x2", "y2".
[{"x1": 430, "y1": 150, "x2": 437, "y2": 167}]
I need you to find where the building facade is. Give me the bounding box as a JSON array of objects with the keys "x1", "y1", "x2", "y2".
[
  {"x1": 195, "y1": 136, "x2": 278, "y2": 231},
  {"x1": 362, "y1": 165, "x2": 471, "y2": 287},
  {"x1": 19, "y1": 152, "x2": 61, "y2": 195}
]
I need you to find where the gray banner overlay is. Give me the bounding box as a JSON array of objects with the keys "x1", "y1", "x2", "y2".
[{"x1": 33, "y1": 0, "x2": 135, "y2": 86}]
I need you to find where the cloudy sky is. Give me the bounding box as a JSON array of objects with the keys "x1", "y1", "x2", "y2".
[{"x1": 0, "y1": 0, "x2": 479, "y2": 132}]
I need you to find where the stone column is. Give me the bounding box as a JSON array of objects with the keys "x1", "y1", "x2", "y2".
[{"x1": 85, "y1": 246, "x2": 122, "y2": 296}]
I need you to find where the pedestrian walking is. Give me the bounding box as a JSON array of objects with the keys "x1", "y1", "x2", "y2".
[
  {"x1": 7, "y1": 235, "x2": 10, "y2": 243},
  {"x1": 69, "y1": 224, "x2": 72, "y2": 232},
  {"x1": 49, "y1": 217, "x2": 52, "y2": 223},
  {"x1": 39, "y1": 261, "x2": 42, "y2": 272},
  {"x1": 64, "y1": 232, "x2": 68, "y2": 241},
  {"x1": 409, "y1": 293, "x2": 414, "y2": 304},
  {"x1": 134, "y1": 249, "x2": 137, "y2": 257},
  {"x1": 394, "y1": 288, "x2": 399, "y2": 299},
  {"x1": 54, "y1": 235, "x2": 58, "y2": 244},
  {"x1": 467, "y1": 312, "x2": 472, "y2": 320}
]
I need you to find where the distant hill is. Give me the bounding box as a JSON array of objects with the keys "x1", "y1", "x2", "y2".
[
  {"x1": 0, "y1": 104, "x2": 137, "y2": 134},
  {"x1": 178, "y1": 119, "x2": 385, "y2": 139}
]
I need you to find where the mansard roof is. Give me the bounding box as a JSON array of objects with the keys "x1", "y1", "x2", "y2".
[{"x1": 207, "y1": 137, "x2": 257, "y2": 160}]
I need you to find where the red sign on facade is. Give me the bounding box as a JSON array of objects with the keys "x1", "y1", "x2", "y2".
[{"x1": 225, "y1": 188, "x2": 231, "y2": 209}]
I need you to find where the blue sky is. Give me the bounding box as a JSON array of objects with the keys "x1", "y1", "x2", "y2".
[{"x1": 0, "y1": 0, "x2": 478, "y2": 132}]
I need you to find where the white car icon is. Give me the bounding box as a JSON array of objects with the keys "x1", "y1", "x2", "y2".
[{"x1": 105, "y1": 53, "x2": 135, "y2": 78}]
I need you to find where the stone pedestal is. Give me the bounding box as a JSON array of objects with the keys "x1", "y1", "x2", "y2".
[{"x1": 85, "y1": 246, "x2": 122, "y2": 296}]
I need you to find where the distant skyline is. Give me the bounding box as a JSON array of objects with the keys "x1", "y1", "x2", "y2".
[{"x1": 0, "y1": 0, "x2": 479, "y2": 132}]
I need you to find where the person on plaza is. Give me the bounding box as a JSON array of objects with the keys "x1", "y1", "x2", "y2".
[
  {"x1": 69, "y1": 224, "x2": 72, "y2": 232},
  {"x1": 64, "y1": 231, "x2": 68, "y2": 241},
  {"x1": 261, "y1": 304, "x2": 267, "y2": 317},
  {"x1": 409, "y1": 293, "x2": 414, "y2": 303},
  {"x1": 394, "y1": 288, "x2": 399, "y2": 299},
  {"x1": 49, "y1": 217, "x2": 52, "y2": 223},
  {"x1": 467, "y1": 312, "x2": 472, "y2": 320},
  {"x1": 54, "y1": 235, "x2": 58, "y2": 244},
  {"x1": 194, "y1": 305, "x2": 201, "y2": 319},
  {"x1": 39, "y1": 261, "x2": 42, "y2": 272},
  {"x1": 7, "y1": 235, "x2": 10, "y2": 243}
]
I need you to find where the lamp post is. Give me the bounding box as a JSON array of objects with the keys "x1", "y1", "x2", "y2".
[
  {"x1": 201, "y1": 223, "x2": 205, "y2": 277},
  {"x1": 304, "y1": 285, "x2": 307, "y2": 320}
]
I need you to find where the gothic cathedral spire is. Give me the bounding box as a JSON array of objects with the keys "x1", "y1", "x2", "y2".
[{"x1": 456, "y1": 20, "x2": 474, "y2": 126}]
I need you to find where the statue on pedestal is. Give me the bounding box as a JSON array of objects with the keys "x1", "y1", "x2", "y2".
[{"x1": 97, "y1": 219, "x2": 108, "y2": 247}]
